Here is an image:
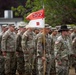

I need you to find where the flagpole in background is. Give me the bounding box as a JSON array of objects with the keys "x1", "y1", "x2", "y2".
[{"x1": 41, "y1": 0, "x2": 46, "y2": 75}]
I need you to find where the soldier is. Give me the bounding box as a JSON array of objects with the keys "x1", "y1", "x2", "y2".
[
  {"x1": 0, "y1": 25, "x2": 7, "y2": 75},
  {"x1": 71, "y1": 26, "x2": 76, "y2": 40},
  {"x1": 0, "y1": 25, "x2": 8, "y2": 54},
  {"x1": 67, "y1": 28, "x2": 73, "y2": 68},
  {"x1": 36, "y1": 25, "x2": 54, "y2": 75},
  {"x1": 33, "y1": 28, "x2": 39, "y2": 35},
  {"x1": 51, "y1": 27, "x2": 58, "y2": 42},
  {"x1": 21, "y1": 25, "x2": 36, "y2": 75},
  {"x1": 14, "y1": 27, "x2": 18, "y2": 34},
  {"x1": 2, "y1": 23, "x2": 16, "y2": 75},
  {"x1": 72, "y1": 37, "x2": 76, "y2": 73},
  {"x1": 16, "y1": 23, "x2": 26, "y2": 75},
  {"x1": 50, "y1": 27, "x2": 58, "y2": 75},
  {"x1": 72, "y1": 37, "x2": 76, "y2": 55},
  {"x1": 54, "y1": 25, "x2": 73, "y2": 75}
]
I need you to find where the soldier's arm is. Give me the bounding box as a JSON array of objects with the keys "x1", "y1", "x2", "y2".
[
  {"x1": 0, "y1": 34, "x2": 2, "y2": 50},
  {"x1": 16, "y1": 34, "x2": 21, "y2": 52},
  {"x1": 72, "y1": 37, "x2": 76, "y2": 54},
  {"x1": 37, "y1": 35, "x2": 43, "y2": 57},
  {"x1": 0, "y1": 34, "x2": 2, "y2": 54},
  {"x1": 54, "y1": 38, "x2": 62, "y2": 60},
  {"x1": 2, "y1": 32, "x2": 9, "y2": 52},
  {"x1": 50, "y1": 38, "x2": 54, "y2": 55},
  {"x1": 21, "y1": 33, "x2": 28, "y2": 53},
  {"x1": 2, "y1": 31, "x2": 9, "y2": 56}
]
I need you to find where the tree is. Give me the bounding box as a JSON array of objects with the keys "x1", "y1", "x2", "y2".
[
  {"x1": 11, "y1": 0, "x2": 34, "y2": 18},
  {"x1": 11, "y1": 0, "x2": 76, "y2": 26},
  {"x1": 32, "y1": 0, "x2": 76, "y2": 26}
]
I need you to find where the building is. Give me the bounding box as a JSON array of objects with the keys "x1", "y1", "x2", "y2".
[{"x1": 0, "y1": 10, "x2": 23, "y2": 32}]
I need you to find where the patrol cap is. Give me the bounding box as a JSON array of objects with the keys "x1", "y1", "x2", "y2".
[
  {"x1": 2, "y1": 24, "x2": 7, "y2": 27},
  {"x1": 56, "y1": 26, "x2": 60, "y2": 30},
  {"x1": 8, "y1": 23, "x2": 15, "y2": 27},
  {"x1": 52, "y1": 27, "x2": 58, "y2": 31},
  {"x1": 45, "y1": 24, "x2": 49, "y2": 28},
  {"x1": 18, "y1": 21, "x2": 27, "y2": 28},
  {"x1": 14, "y1": 26, "x2": 18, "y2": 30},
  {"x1": 48, "y1": 26, "x2": 52, "y2": 30}
]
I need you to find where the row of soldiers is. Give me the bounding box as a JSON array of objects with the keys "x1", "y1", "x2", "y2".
[{"x1": 0, "y1": 22, "x2": 76, "y2": 75}]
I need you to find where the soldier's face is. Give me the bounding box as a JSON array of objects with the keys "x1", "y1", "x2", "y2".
[
  {"x1": 64, "y1": 31, "x2": 68, "y2": 36},
  {"x1": 10, "y1": 26, "x2": 15, "y2": 31},
  {"x1": 45, "y1": 28, "x2": 49, "y2": 33},
  {"x1": 22, "y1": 28, "x2": 26, "y2": 32},
  {"x1": 74, "y1": 29, "x2": 76, "y2": 33},
  {"x1": 53, "y1": 31, "x2": 58, "y2": 35}
]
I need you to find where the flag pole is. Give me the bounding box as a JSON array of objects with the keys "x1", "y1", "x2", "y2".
[
  {"x1": 42, "y1": 0, "x2": 46, "y2": 75},
  {"x1": 43, "y1": 28, "x2": 46, "y2": 75}
]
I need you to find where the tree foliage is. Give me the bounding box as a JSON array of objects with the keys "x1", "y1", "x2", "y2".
[{"x1": 11, "y1": 0, "x2": 76, "y2": 26}]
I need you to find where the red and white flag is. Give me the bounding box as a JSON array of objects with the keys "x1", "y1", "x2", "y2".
[{"x1": 26, "y1": 9, "x2": 45, "y2": 28}]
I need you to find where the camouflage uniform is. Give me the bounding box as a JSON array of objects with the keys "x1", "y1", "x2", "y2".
[
  {"x1": 72, "y1": 37, "x2": 76, "y2": 55},
  {"x1": 72, "y1": 37, "x2": 76, "y2": 73},
  {"x1": 16, "y1": 31, "x2": 25, "y2": 75},
  {"x1": 0, "y1": 25, "x2": 8, "y2": 75},
  {"x1": 2, "y1": 29, "x2": 16, "y2": 75},
  {"x1": 50, "y1": 33, "x2": 57, "y2": 75},
  {"x1": 36, "y1": 32, "x2": 54, "y2": 75},
  {"x1": 0, "y1": 33, "x2": 2, "y2": 55},
  {"x1": 0, "y1": 33, "x2": 5, "y2": 75},
  {"x1": 71, "y1": 32, "x2": 76, "y2": 40},
  {"x1": 21, "y1": 29, "x2": 36, "y2": 75},
  {"x1": 67, "y1": 34, "x2": 73, "y2": 68},
  {"x1": 55, "y1": 35, "x2": 73, "y2": 75},
  {"x1": 0, "y1": 55, "x2": 5, "y2": 75}
]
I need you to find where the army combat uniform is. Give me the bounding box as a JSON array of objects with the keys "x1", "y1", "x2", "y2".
[
  {"x1": 72, "y1": 37, "x2": 76, "y2": 73},
  {"x1": 2, "y1": 29, "x2": 16, "y2": 75},
  {"x1": 16, "y1": 31, "x2": 25, "y2": 75},
  {"x1": 55, "y1": 35, "x2": 73, "y2": 75},
  {"x1": 54, "y1": 25, "x2": 74, "y2": 75},
  {"x1": 36, "y1": 32, "x2": 54, "y2": 75},
  {"x1": 0, "y1": 33, "x2": 5, "y2": 75},
  {"x1": 22, "y1": 29, "x2": 36, "y2": 75},
  {"x1": 0, "y1": 25, "x2": 8, "y2": 75}
]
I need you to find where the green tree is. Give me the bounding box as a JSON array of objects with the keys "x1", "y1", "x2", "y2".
[
  {"x1": 11, "y1": 0, "x2": 34, "y2": 19},
  {"x1": 12, "y1": 0, "x2": 76, "y2": 26}
]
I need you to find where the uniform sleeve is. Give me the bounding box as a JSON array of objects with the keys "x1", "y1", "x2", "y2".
[
  {"x1": 2, "y1": 32, "x2": 9, "y2": 52},
  {"x1": 50, "y1": 38, "x2": 54, "y2": 55},
  {"x1": 21, "y1": 34, "x2": 28, "y2": 53},
  {"x1": 15, "y1": 34, "x2": 21, "y2": 52},
  {"x1": 0, "y1": 34, "x2": 2, "y2": 50},
  {"x1": 37, "y1": 35, "x2": 43, "y2": 57},
  {"x1": 54, "y1": 38, "x2": 62, "y2": 60},
  {"x1": 72, "y1": 38, "x2": 76, "y2": 54}
]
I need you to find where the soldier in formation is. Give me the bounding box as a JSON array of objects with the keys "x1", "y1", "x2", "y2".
[
  {"x1": 54, "y1": 25, "x2": 73, "y2": 75},
  {"x1": 21, "y1": 26, "x2": 36, "y2": 75},
  {"x1": 0, "y1": 22, "x2": 76, "y2": 75},
  {"x1": 16, "y1": 22, "x2": 26, "y2": 75},
  {"x1": 2, "y1": 24, "x2": 16, "y2": 75},
  {"x1": 0, "y1": 25, "x2": 8, "y2": 75},
  {"x1": 72, "y1": 36, "x2": 76, "y2": 73},
  {"x1": 36, "y1": 25, "x2": 54, "y2": 75}
]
